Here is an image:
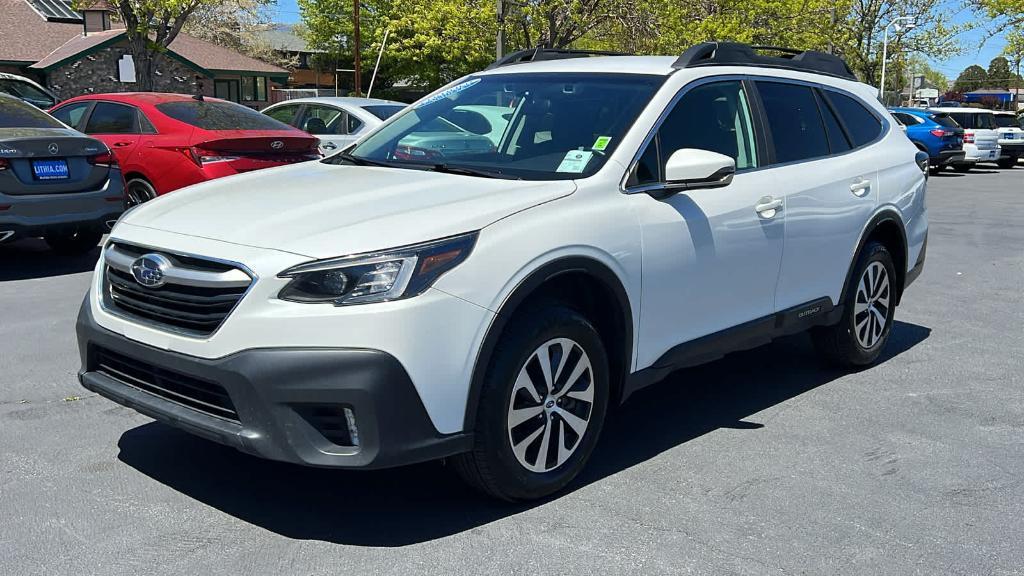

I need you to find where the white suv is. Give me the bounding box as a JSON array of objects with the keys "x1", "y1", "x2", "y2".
[
  {"x1": 930, "y1": 107, "x2": 1001, "y2": 171},
  {"x1": 77, "y1": 43, "x2": 929, "y2": 501},
  {"x1": 992, "y1": 111, "x2": 1023, "y2": 168}
]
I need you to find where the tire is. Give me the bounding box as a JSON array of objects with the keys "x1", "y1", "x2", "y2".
[
  {"x1": 996, "y1": 157, "x2": 1017, "y2": 169},
  {"x1": 453, "y1": 304, "x2": 610, "y2": 501},
  {"x1": 812, "y1": 241, "x2": 897, "y2": 368},
  {"x1": 125, "y1": 177, "x2": 157, "y2": 207},
  {"x1": 952, "y1": 164, "x2": 972, "y2": 173},
  {"x1": 928, "y1": 165, "x2": 942, "y2": 176},
  {"x1": 44, "y1": 227, "x2": 102, "y2": 255}
]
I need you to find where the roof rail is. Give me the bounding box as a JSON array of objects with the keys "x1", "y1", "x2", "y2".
[
  {"x1": 486, "y1": 47, "x2": 631, "y2": 70},
  {"x1": 672, "y1": 42, "x2": 857, "y2": 81}
]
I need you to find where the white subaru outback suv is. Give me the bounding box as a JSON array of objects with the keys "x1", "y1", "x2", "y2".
[{"x1": 77, "y1": 43, "x2": 928, "y2": 501}]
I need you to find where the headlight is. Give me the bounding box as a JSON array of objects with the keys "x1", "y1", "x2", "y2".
[{"x1": 278, "y1": 232, "x2": 477, "y2": 305}]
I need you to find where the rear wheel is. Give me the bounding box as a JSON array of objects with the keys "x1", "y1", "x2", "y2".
[
  {"x1": 45, "y1": 228, "x2": 102, "y2": 255},
  {"x1": 453, "y1": 304, "x2": 609, "y2": 501},
  {"x1": 813, "y1": 241, "x2": 896, "y2": 368},
  {"x1": 996, "y1": 157, "x2": 1017, "y2": 169},
  {"x1": 125, "y1": 178, "x2": 157, "y2": 207}
]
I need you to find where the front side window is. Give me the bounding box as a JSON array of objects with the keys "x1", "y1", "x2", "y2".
[
  {"x1": 756, "y1": 81, "x2": 830, "y2": 164},
  {"x1": 51, "y1": 101, "x2": 91, "y2": 129},
  {"x1": 629, "y1": 80, "x2": 758, "y2": 187},
  {"x1": 824, "y1": 91, "x2": 882, "y2": 147},
  {"x1": 302, "y1": 105, "x2": 343, "y2": 134},
  {"x1": 85, "y1": 102, "x2": 138, "y2": 134},
  {"x1": 345, "y1": 73, "x2": 664, "y2": 180},
  {"x1": 265, "y1": 104, "x2": 301, "y2": 126}
]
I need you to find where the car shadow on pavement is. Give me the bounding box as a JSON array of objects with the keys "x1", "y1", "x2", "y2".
[
  {"x1": 0, "y1": 238, "x2": 101, "y2": 281},
  {"x1": 116, "y1": 320, "x2": 930, "y2": 547}
]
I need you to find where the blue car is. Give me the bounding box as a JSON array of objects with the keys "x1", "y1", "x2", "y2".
[{"x1": 889, "y1": 107, "x2": 965, "y2": 173}]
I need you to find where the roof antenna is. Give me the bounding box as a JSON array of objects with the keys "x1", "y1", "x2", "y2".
[{"x1": 193, "y1": 75, "x2": 204, "y2": 101}]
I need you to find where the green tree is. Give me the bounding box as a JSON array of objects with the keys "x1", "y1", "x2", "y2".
[
  {"x1": 101, "y1": 0, "x2": 216, "y2": 91},
  {"x1": 953, "y1": 64, "x2": 989, "y2": 92},
  {"x1": 182, "y1": 0, "x2": 295, "y2": 68},
  {"x1": 986, "y1": 55, "x2": 1013, "y2": 87},
  {"x1": 1005, "y1": 29, "x2": 1024, "y2": 89},
  {"x1": 969, "y1": 0, "x2": 1024, "y2": 35}
]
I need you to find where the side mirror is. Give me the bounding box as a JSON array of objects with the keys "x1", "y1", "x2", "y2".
[{"x1": 648, "y1": 149, "x2": 736, "y2": 199}]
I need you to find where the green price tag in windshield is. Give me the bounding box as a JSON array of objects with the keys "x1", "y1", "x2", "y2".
[{"x1": 592, "y1": 136, "x2": 612, "y2": 151}]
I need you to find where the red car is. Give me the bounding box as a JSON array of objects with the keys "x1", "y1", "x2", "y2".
[{"x1": 50, "y1": 93, "x2": 320, "y2": 205}]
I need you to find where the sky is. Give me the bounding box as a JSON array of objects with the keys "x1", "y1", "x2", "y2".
[{"x1": 267, "y1": 0, "x2": 1012, "y2": 82}]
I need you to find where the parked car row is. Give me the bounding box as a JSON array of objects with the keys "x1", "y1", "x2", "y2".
[{"x1": 889, "y1": 106, "x2": 1022, "y2": 172}]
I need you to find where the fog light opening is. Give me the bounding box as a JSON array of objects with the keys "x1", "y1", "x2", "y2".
[{"x1": 344, "y1": 407, "x2": 360, "y2": 447}]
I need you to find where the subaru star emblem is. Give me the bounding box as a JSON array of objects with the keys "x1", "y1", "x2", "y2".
[
  {"x1": 270, "y1": 140, "x2": 284, "y2": 150},
  {"x1": 48, "y1": 143, "x2": 59, "y2": 155},
  {"x1": 130, "y1": 253, "x2": 172, "y2": 288}
]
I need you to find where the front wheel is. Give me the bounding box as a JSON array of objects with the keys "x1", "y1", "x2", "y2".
[
  {"x1": 453, "y1": 304, "x2": 609, "y2": 501},
  {"x1": 45, "y1": 228, "x2": 102, "y2": 255},
  {"x1": 813, "y1": 241, "x2": 896, "y2": 368},
  {"x1": 996, "y1": 157, "x2": 1017, "y2": 169}
]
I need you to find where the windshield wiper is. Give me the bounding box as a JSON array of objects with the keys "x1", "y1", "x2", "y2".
[
  {"x1": 327, "y1": 152, "x2": 394, "y2": 168},
  {"x1": 427, "y1": 163, "x2": 520, "y2": 180}
]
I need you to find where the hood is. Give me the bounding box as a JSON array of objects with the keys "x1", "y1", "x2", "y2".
[{"x1": 121, "y1": 161, "x2": 576, "y2": 258}]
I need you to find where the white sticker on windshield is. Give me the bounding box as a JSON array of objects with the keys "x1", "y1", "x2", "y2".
[
  {"x1": 415, "y1": 78, "x2": 481, "y2": 108},
  {"x1": 556, "y1": 150, "x2": 594, "y2": 173}
]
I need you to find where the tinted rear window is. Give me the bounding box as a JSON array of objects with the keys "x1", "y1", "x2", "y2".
[
  {"x1": 825, "y1": 91, "x2": 882, "y2": 147},
  {"x1": 931, "y1": 114, "x2": 959, "y2": 128},
  {"x1": 993, "y1": 115, "x2": 1017, "y2": 128},
  {"x1": 361, "y1": 104, "x2": 405, "y2": 120},
  {"x1": 756, "y1": 81, "x2": 830, "y2": 164},
  {"x1": 0, "y1": 95, "x2": 63, "y2": 128},
  {"x1": 818, "y1": 92, "x2": 852, "y2": 153},
  {"x1": 157, "y1": 100, "x2": 293, "y2": 130}
]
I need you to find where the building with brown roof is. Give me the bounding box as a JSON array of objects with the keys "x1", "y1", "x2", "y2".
[{"x1": 0, "y1": 0, "x2": 289, "y2": 107}]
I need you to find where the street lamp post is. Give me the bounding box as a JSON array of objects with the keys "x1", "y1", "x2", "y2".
[{"x1": 880, "y1": 16, "x2": 917, "y2": 105}]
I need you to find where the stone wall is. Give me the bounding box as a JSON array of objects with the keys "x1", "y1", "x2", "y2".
[{"x1": 45, "y1": 42, "x2": 214, "y2": 100}]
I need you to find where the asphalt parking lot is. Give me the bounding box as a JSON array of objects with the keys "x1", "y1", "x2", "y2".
[{"x1": 1, "y1": 165, "x2": 1022, "y2": 576}]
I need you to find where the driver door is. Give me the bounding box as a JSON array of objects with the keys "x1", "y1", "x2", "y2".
[{"x1": 626, "y1": 79, "x2": 785, "y2": 369}]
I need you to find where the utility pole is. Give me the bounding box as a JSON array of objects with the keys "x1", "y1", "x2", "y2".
[
  {"x1": 353, "y1": 0, "x2": 362, "y2": 95},
  {"x1": 496, "y1": 0, "x2": 505, "y2": 60}
]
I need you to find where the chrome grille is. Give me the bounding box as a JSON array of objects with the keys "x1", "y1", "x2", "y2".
[{"x1": 102, "y1": 242, "x2": 253, "y2": 337}]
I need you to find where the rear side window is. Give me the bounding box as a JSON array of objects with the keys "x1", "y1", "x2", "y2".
[
  {"x1": 823, "y1": 91, "x2": 882, "y2": 147},
  {"x1": 362, "y1": 104, "x2": 404, "y2": 120},
  {"x1": 756, "y1": 81, "x2": 829, "y2": 164},
  {"x1": 157, "y1": 100, "x2": 292, "y2": 130},
  {"x1": 85, "y1": 102, "x2": 138, "y2": 134},
  {"x1": 993, "y1": 115, "x2": 1016, "y2": 128},
  {"x1": 947, "y1": 112, "x2": 994, "y2": 130},
  {"x1": 0, "y1": 95, "x2": 63, "y2": 128},
  {"x1": 51, "y1": 101, "x2": 91, "y2": 129},
  {"x1": 817, "y1": 91, "x2": 851, "y2": 154},
  {"x1": 931, "y1": 114, "x2": 959, "y2": 128}
]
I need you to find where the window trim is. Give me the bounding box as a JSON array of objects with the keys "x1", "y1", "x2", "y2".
[{"x1": 620, "y1": 75, "x2": 768, "y2": 195}]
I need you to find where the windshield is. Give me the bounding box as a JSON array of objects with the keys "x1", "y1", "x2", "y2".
[
  {"x1": 361, "y1": 104, "x2": 405, "y2": 120},
  {"x1": 157, "y1": 100, "x2": 294, "y2": 131},
  {"x1": 0, "y1": 79, "x2": 55, "y2": 108},
  {"x1": 343, "y1": 73, "x2": 665, "y2": 180},
  {"x1": 993, "y1": 114, "x2": 1017, "y2": 128},
  {"x1": 0, "y1": 94, "x2": 63, "y2": 128}
]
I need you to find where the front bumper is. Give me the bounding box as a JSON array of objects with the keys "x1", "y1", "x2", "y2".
[{"x1": 77, "y1": 302, "x2": 472, "y2": 469}]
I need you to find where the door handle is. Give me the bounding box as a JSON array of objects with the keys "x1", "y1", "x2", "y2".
[
  {"x1": 754, "y1": 196, "x2": 783, "y2": 218},
  {"x1": 113, "y1": 141, "x2": 133, "y2": 147},
  {"x1": 850, "y1": 179, "x2": 871, "y2": 197},
  {"x1": 322, "y1": 142, "x2": 337, "y2": 150}
]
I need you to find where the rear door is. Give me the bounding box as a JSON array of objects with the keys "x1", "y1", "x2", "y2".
[
  {"x1": 755, "y1": 81, "x2": 883, "y2": 311},
  {"x1": 83, "y1": 102, "x2": 143, "y2": 164},
  {"x1": 298, "y1": 104, "x2": 359, "y2": 153}
]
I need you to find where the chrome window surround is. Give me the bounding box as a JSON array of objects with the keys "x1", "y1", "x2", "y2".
[
  {"x1": 619, "y1": 73, "x2": 892, "y2": 195},
  {"x1": 99, "y1": 240, "x2": 258, "y2": 339}
]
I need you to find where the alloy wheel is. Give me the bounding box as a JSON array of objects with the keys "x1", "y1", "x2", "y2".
[
  {"x1": 506, "y1": 338, "x2": 595, "y2": 473},
  {"x1": 853, "y1": 261, "x2": 890, "y2": 349},
  {"x1": 126, "y1": 181, "x2": 155, "y2": 207}
]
